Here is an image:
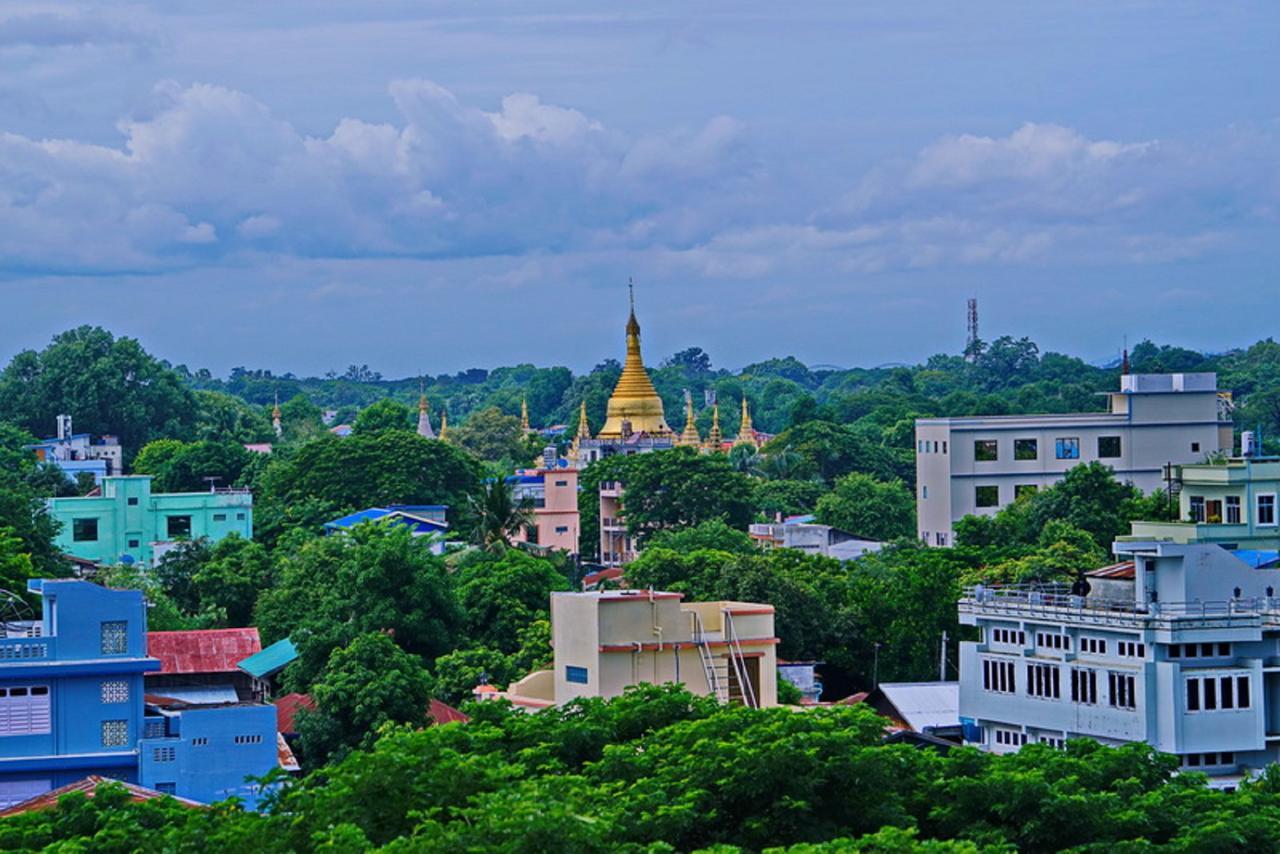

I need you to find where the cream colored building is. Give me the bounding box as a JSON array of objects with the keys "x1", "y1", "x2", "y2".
[{"x1": 499, "y1": 590, "x2": 779, "y2": 709}]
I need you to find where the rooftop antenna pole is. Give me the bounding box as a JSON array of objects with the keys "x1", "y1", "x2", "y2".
[
  {"x1": 940, "y1": 630, "x2": 948, "y2": 681},
  {"x1": 628, "y1": 276, "x2": 635, "y2": 312},
  {"x1": 965, "y1": 298, "x2": 979, "y2": 362}
]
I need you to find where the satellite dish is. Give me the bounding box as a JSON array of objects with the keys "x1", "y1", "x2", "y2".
[{"x1": 0, "y1": 588, "x2": 35, "y2": 636}]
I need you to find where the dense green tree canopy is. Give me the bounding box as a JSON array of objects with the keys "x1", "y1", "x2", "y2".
[{"x1": 815, "y1": 472, "x2": 916, "y2": 541}]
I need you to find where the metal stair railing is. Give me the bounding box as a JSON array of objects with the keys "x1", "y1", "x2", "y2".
[
  {"x1": 692, "y1": 611, "x2": 728, "y2": 703},
  {"x1": 724, "y1": 611, "x2": 759, "y2": 709}
]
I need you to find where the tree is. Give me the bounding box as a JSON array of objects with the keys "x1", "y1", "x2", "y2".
[
  {"x1": 145, "y1": 441, "x2": 253, "y2": 493},
  {"x1": 764, "y1": 421, "x2": 903, "y2": 485},
  {"x1": 353, "y1": 399, "x2": 414, "y2": 435},
  {"x1": 0, "y1": 527, "x2": 36, "y2": 599},
  {"x1": 453, "y1": 550, "x2": 569, "y2": 651},
  {"x1": 296, "y1": 632, "x2": 432, "y2": 764},
  {"x1": 451, "y1": 406, "x2": 529, "y2": 463},
  {"x1": 647, "y1": 519, "x2": 755, "y2": 554},
  {"x1": 607, "y1": 447, "x2": 755, "y2": 546},
  {"x1": 662, "y1": 347, "x2": 713, "y2": 375},
  {"x1": 0, "y1": 326, "x2": 197, "y2": 456},
  {"x1": 815, "y1": 473, "x2": 915, "y2": 541},
  {"x1": 254, "y1": 431, "x2": 482, "y2": 543},
  {"x1": 255, "y1": 524, "x2": 463, "y2": 689},
  {"x1": 193, "y1": 390, "x2": 274, "y2": 444},
  {"x1": 468, "y1": 477, "x2": 534, "y2": 553},
  {"x1": 754, "y1": 479, "x2": 827, "y2": 520}
]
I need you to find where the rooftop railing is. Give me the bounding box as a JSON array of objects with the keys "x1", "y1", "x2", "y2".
[
  {"x1": 0, "y1": 636, "x2": 53, "y2": 662},
  {"x1": 961, "y1": 583, "x2": 1280, "y2": 624}
]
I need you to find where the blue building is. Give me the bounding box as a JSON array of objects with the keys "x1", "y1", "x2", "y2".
[
  {"x1": 24, "y1": 415, "x2": 123, "y2": 486},
  {"x1": 0, "y1": 580, "x2": 158, "y2": 809},
  {"x1": 324, "y1": 505, "x2": 450, "y2": 554},
  {"x1": 0, "y1": 580, "x2": 282, "y2": 810}
]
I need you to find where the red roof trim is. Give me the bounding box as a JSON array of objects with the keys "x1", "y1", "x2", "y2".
[{"x1": 599, "y1": 638, "x2": 779, "y2": 653}]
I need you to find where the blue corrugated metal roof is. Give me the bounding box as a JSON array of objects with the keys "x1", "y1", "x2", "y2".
[
  {"x1": 237, "y1": 637, "x2": 299, "y2": 679},
  {"x1": 324, "y1": 508, "x2": 395, "y2": 528},
  {"x1": 1233, "y1": 549, "x2": 1280, "y2": 569},
  {"x1": 324, "y1": 507, "x2": 449, "y2": 533}
]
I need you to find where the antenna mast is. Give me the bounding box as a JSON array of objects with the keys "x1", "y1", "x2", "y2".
[{"x1": 965, "y1": 298, "x2": 979, "y2": 362}]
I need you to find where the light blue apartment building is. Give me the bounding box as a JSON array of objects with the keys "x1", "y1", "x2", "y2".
[
  {"x1": 0, "y1": 580, "x2": 279, "y2": 809},
  {"x1": 959, "y1": 540, "x2": 1280, "y2": 786}
]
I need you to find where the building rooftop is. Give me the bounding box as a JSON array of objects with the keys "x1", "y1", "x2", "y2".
[
  {"x1": 0, "y1": 776, "x2": 205, "y2": 817},
  {"x1": 274, "y1": 692, "x2": 315, "y2": 734},
  {"x1": 147, "y1": 628, "x2": 262, "y2": 676},
  {"x1": 873, "y1": 682, "x2": 960, "y2": 732},
  {"x1": 237, "y1": 636, "x2": 299, "y2": 679}
]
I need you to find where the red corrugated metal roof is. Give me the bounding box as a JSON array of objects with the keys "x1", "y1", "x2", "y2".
[
  {"x1": 428, "y1": 698, "x2": 470, "y2": 725},
  {"x1": 274, "y1": 692, "x2": 315, "y2": 734},
  {"x1": 1087, "y1": 561, "x2": 1136, "y2": 580},
  {"x1": 147, "y1": 628, "x2": 262, "y2": 675},
  {"x1": 0, "y1": 776, "x2": 205, "y2": 817}
]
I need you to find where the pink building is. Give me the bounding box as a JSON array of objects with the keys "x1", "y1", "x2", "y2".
[{"x1": 509, "y1": 465, "x2": 580, "y2": 554}]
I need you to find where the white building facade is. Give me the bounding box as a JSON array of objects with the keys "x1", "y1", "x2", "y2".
[
  {"x1": 958, "y1": 541, "x2": 1280, "y2": 785},
  {"x1": 916, "y1": 373, "x2": 1233, "y2": 546}
]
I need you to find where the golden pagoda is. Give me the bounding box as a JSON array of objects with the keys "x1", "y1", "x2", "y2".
[
  {"x1": 704, "y1": 403, "x2": 723, "y2": 450},
  {"x1": 677, "y1": 390, "x2": 701, "y2": 447},
  {"x1": 417, "y1": 384, "x2": 436, "y2": 439},
  {"x1": 520, "y1": 398, "x2": 532, "y2": 433},
  {"x1": 597, "y1": 284, "x2": 673, "y2": 439},
  {"x1": 438, "y1": 408, "x2": 450, "y2": 442},
  {"x1": 569, "y1": 400, "x2": 592, "y2": 458},
  {"x1": 734, "y1": 396, "x2": 758, "y2": 448}
]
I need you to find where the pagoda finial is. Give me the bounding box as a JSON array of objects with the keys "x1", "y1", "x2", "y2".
[
  {"x1": 735, "y1": 396, "x2": 756, "y2": 447},
  {"x1": 1121, "y1": 347, "x2": 1130, "y2": 375},
  {"x1": 678, "y1": 389, "x2": 701, "y2": 447},
  {"x1": 438, "y1": 408, "x2": 450, "y2": 441},
  {"x1": 416, "y1": 382, "x2": 435, "y2": 439},
  {"x1": 520, "y1": 397, "x2": 531, "y2": 432},
  {"x1": 705, "y1": 403, "x2": 723, "y2": 450},
  {"x1": 576, "y1": 401, "x2": 592, "y2": 440}
]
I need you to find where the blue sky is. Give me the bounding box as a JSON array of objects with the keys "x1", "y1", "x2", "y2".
[{"x1": 1, "y1": 2, "x2": 1277, "y2": 376}]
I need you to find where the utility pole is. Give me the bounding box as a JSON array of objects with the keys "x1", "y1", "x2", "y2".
[
  {"x1": 965, "y1": 298, "x2": 979, "y2": 362},
  {"x1": 939, "y1": 631, "x2": 948, "y2": 681}
]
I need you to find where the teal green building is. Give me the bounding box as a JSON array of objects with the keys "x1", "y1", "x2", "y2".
[
  {"x1": 1125, "y1": 458, "x2": 1280, "y2": 550},
  {"x1": 48, "y1": 476, "x2": 254, "y2": 566}
]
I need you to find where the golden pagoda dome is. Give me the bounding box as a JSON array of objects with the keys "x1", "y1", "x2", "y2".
[
  {"x1": 597, "y1": 286, "x2": 673, "y2": 439},
  {"x1": 734, "y1": 396, "x2": 757, "y2": 447},
  {"x1": 677, "y1": 390, "x2": 701, "y2": 447},
  {"x1": 704, "y1": 403, "x2": 723, "y2": 450}
]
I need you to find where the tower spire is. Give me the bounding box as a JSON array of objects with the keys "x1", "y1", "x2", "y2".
[
  {"x1": 576, "y1": 401, "x2": 592, "y2": 440},
  {"x1": 416, "y1": 381, "x2": 435, "y2": 439},
  {"x1": 678, "y1": 389, "x2": 701, "y2": 447},
  {"x1": 438, "y1": 407, "x2": 450, "y2": 442},
  {"x1": 520, "y1": 397, "x2": 532, "y2": 433},
  {"x1": 705, "y1": 403, "x2": 723, "y2": 450},
  {"x1": 735, "y1": 396, "x2": 756, "y2": 447},
  {"x1": 598, "y1": 277, "x2": 672, "y2": 439},
  {"x1": 272, "y1": 392, "x2": 282, "y2": 438}
]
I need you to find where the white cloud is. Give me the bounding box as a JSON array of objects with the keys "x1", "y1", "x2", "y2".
[{"x1": 0, "y1": 79, "x2": 751, "y2": 273}]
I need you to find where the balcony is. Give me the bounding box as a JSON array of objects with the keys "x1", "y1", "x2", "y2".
[
  {"x1": 1124, "y1": 520, "x2": 1252, "y2": 544},
  {"x1": 599, "y1": 481, "x2": 623, "y2": 497},
  {"x1": 0, "y1": 637, "x2": 53, "y2": 662}
]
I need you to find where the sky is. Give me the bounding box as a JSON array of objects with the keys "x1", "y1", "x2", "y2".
[{"x1": 1, "y1": 2, "x2": 1277, "y2": 377}]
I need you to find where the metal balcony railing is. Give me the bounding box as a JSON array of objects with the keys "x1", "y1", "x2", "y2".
[{"x1": 962, "y1": 583, "x2": 1280, "y2": 623}]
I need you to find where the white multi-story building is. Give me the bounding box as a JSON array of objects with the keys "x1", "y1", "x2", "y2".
[
  {"x1": 916, "y1": 373, "x2": 1233, "y2": 546},
  {"x1": 958, "y1": 540, "x2": 1280, "y2": 785}
]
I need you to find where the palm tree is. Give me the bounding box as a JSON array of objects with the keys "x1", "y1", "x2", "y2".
[
  {"x1": 758, "y1": 449, "x2": 802, "y2": 481},
  {"x1": 469, "y1": 476, "x2": 535, "y2": 552},
  {"x1": 728, "y1": 444, "x2": 762, "y2": 476}
]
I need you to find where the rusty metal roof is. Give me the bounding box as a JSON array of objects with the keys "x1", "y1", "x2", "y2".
[
  {"x1": 0, "y1": 776, "x2": 204, "y2": 817},
  {"x1": 1087, "y1": 561, "x2": 1136, "y2": 580},
  {"x1": 147, "y1": 628, "x2": 262, "y2": 675},
  {"x1": 274, "y1": 692, "x2": 316, "y2": 734}
]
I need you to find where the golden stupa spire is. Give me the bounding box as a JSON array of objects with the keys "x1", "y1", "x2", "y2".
[
  {"x1": 520, "y1": 397, "x2": 531, "y2": 432},
  {"x1": 576, "y1": 401, "x2": 592, "y2": 440},
  {"x1": 705, "y1": 403, "x2": 722, "y2": 450},
  {"x1": 734, "y1": 396, "x2": 757, "y2": 447},
  {"x1": 597, "y1": 279, "x2": 673, "y2": 439},
  {"x1": 678, "y1": 390, "x2": 701, "y2": 446},
  {"x1": 438, "y1": 408, "x2": 450, "y2": 441}
]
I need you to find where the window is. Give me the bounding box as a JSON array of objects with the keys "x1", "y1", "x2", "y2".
[
  {"x1": 1014, "y1": 439, "x2": 1038, "y2": 461},
  {"x1": 922, "y1": 485, "x2": 928, "y2": 499},
  {"x1": 191, "y1": 737, "x2": 209, "y2": 746},
  {"x1": 991, "y1": 628, "x2": 1025, "y2": 646},
  {"x1": 1183, "y1": 752, "x2": 1235, "y2": 768},
  {"x1": 1109, "y1": 672, "x2": 1136, "y2": 710},
  {"x1": 212, "y1": 513, "x2": 227, "y2": 522},
  {"x1": 975, "y1": 485, "x2": 999, "y2": 508},
  {"x1": 555, "y1": 480, "x2": 568, "y2": 487},
  {"x1": 1258, "y1": 494, "x2": 1277, "y2": 527},
  {"x1": 1189, "y1": 496, "x2": 1205, "y2": 523},
  {"x1": 1185, "y1": 675, "x2": 1250, "y2": 712},
  {"x1": 1191, "y1": 442, "x2": 1201, "y2": 453},
  {"x1": 152, "y1": 747, "x2": 176, "y2": 762},
  {"x1": 555, "y1": 526, "x2": 569, "y2": 534},
  {"x1": 1037, "y1": 632, "x2": 1069, "y2": 651},
  {"x1": 994, "y1": 728, "x2": 1027, "y2": 747},
  {"x1": 233, "y1": 734, "x2": 263, "y2": 745},
  {"x1": 1118, "y1": 641, "x2": 1146, "y2": 658},
  {"x1": 942, "y1": 441, "x2": 948, "y2": 454},
  {"x1": 100, "y1": 621, "x2": 128, "y2": 655},
  {"x1": 72, "y1": 518, "x2": 99, "y2": 542},
  {"x1": 974, "y1": 440, "x2": 998, "y2": 462},
  {"x1": 128, "y1": 539, "x2": 139, "y2": 549},
  {"x1": 1226, "y1": 496, "x2": 1242, "y2": 524},
  {"x1": 935, "y1": 532, "x2": 947, "y2": 546},
  {"x1": 0, "y1": 686, "x2": 51, "y2": 736},
  {"x1": 127, "y1": 497, "x2": 139, "y2": 506},
  {"x1": 156, "y1": 783, "x2": 176, "y2": 795},
  {"x1": 1026, "y1": 662, "x2": 1061, "y2": 699},
  {"x1": 918, "y1": 440, "x2": 924, "y2": 453},
  {"x1": 1097, "y1": 436, "x2": 1122, "y2": 458},
  {"x1": 166, "y1": 515, "x2": 192, "y2": 539},
  {"x1": 236, "y1": 513, "x2": 246, "y2": 521},
  {"x1": 1071, "y1": 668, "x2": 1098, "y2": 704},
  {"x1": 566, "y1": 665, "x2": 589, "y2": 684},
  {"x1": 1039, "y1": 736, "x2": 1066, "y2": 749},
  {"x1": 100, "y1": 680, "x2": 129, "y2": 703},
  {"x1": 1055, "y1": 438, "x2": 1080, "y2": 460},
  {"x1": 101, "y1": 720, "x2": 129, "y2": 747},
  {"x1": 1080, "y1": 637, "x2": 1107, "y2": 655},
  {"x1": 982, "y1": 659, "x2": 1016, "y2": 693},
  {"x1": 1014, "y1": 484, "x2": 1038, "y2": 500}
]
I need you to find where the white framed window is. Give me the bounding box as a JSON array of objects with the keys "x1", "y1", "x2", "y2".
[
  {"x1": 1026, "y1": 662, "x2": 1061, "y2": 699},
  {"x1": 1258, "y1": 494, "x2": 1277, "y2": 527},
  {"x1": 994, "y1": 728, "x2": 1027, "y2": 747},
  {"x1": 1039, "y1": 735, "x2": 1066, "y2": 749},
  {"x1": 1226, "y1": 496, "x2": 1242, "y2": 524},
  {"x1": 1118, "y1": 641, "x2": 1146, "y2": 658},
  {"x1": 991, "y1": 628, "x2": 1025, "y2": 646},
  {"x1": 1080, "y1": 637, "x2": 1107, "y2": 655},
  {"x1": 1186, "y1": 674, "x2": 1250, "y2": 712},
  {"x1": 1109, "y1": 672, "x2": 1136, "y2": 710},
  {"x1": 1037, "y1": 632, "x2": 1070, "y2": 651},
  {"x1": 0, "y1": 685, "x2": 52, "y2": 736},
  {"x1": 1070, "y1": 668, "x2": 1097, "y2": 704},
  {"x1": 982, "y1": 658, "x2": 1016, "y2": 694},
  {"x1": 152, "y1": 747, "x2": 176, "y2": 762},
  {"x1": 100, "y1": 680, "x2": 129, "y2": 703}
]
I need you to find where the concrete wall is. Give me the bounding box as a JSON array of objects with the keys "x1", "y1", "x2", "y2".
[{"x1": 140, "y1": 704, "x2": 278, "y2": 807}]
